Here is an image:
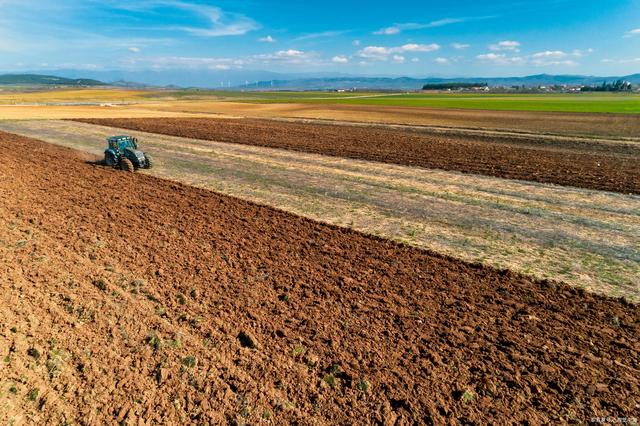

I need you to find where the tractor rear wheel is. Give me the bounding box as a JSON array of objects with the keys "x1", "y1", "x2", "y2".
[{"x1": 120, "y1": 158, "x2": 135, "y2": 173}]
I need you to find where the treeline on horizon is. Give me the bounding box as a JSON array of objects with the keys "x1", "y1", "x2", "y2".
[
  {"x1": 421, "y1": 82, "x2": 488, "y2": 90},
  {"x1": 580, "y1": 80, "x2": 634, "y2": 92}
]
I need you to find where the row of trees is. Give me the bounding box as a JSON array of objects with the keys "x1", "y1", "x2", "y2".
[
  {"x1": 422, "y1": 82, "x2": 487, "y2": 90},
  {"x1": 581, "y1": 80, "x2": 634, "y2": 92}
]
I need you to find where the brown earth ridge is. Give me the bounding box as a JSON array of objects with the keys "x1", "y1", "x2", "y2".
[
  {"x1": 75, "y1": 117, "x2": 640, "y2": 195},
  {"x1": 0, "y1": 131, "x2": 638, "y2": 424}
]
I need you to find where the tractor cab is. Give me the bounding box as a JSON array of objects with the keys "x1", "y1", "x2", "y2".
[{"x1": 107, "y1": 136, "x2": 138, "y2": 153}]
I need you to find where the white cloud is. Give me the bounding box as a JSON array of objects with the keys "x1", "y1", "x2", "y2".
[
  {"x1": 357, "y1": 43, "x2": 440, "y2": 60},
  {"x1": 400, "y1": 43, "x2": 440, "y2": 52},
  {"x1": 477, "y1": 52, "x2": 525, "y2": 65},
  {"x1": 275, "y1": 49, "x2": 305, "y2": 58},
  {"x1": 258, "y1": 35, "x2": 275, "y2": 43},
  {"x1": 127, "y1": 48, "x2": 320, "y2": 70},
  {"x1": 532, "y1": 59, "x2": 578, "y2": 67},
  {"x1": 392, "y1": 55, "x2": 405, "y2": 63},
  {"x1": 352, "y1": 40, "x2": 361, "y2": 46},
  {"x1": 375, "y1": 27, "x2": 400, "y2": 35},
  {"x1": 625, "y1": 28, "x2": 640, "y2": 37},
  {"x1": 374, "y1": 16, "x2": 491, "y2": 35},
  {"x1": 532, "y1": 50, "x2": 567, "y2": 59},
  {"x1": 478, "y1": 51, "x2": 579, "y2": 67},
  {"x1": 167, "y1": 3, "x2": 260, "y2": 37},
  {"x1": 489, "y1": 40, "x2": 521, "y2": 52},
  {"x1": 571, "y1": 48, "x2": 593, "y2": 57},
  {"x1": 452, "y1": 43, "x2": 470, "y2": 49},
  {"x1": 252, "y1": 49, "x2": 319, "y2": 65},
  {"x1": 602, "y1": 57, "x2": 640, "y2": 64},
  {"x1": 128, "y1": 46, "x2": 141, "y2": 53},
  {"x1": 332, "y1": 55, "x2": 348, "y2": 64},
  {"x1": 358, "y1": 46, "x2": 391, "y2": 60},
  {"x1": 435, "y1": 57, "x2": 449, "y2": 64},
  {"x1": 477, "y1": 52, "x2": 505, "y2": 61},
  {"x1": 411, "y1": 57, "x2": 420, "y2": 63}
]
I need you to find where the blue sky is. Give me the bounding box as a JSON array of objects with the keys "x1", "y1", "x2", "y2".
[{"x1": 0, "y1": 0, "x2": 639, "y2": 77}]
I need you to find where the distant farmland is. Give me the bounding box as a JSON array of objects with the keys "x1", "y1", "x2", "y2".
[{"x1": 188, "y1": 91, "x2": 640, "y2": 114}]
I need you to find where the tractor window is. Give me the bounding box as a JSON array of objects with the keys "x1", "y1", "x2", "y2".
[{"x1": 119, "y1": 139, "x2": 134, "y2": 150}]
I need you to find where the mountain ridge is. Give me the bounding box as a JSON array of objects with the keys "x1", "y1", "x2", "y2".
[{"x1": 1, "y1": 71, "x2": 638, "y2": 90}]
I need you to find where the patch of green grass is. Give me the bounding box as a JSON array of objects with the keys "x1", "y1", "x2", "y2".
[
  {"x1": 176, "y1": 293, "x2": 187, "y2": 305},
  {"x1": 181, "y1": 356, "x2": 197, "y2": 368},
  {"x1": 27, "y1": 388, "x2": 39, "y2": 401},
  {"x1": 147, "y1": 333, "x2": 162, "y2": 351},
  {"x1": 166, "y1": 338, "x2": 181, "y2": 349},
  {"x1": 357, "y1": 379, "x2": 370, "y2": 393},
  {"x1": 323, "y1": 374, "x2": 336, "y2": 388},
  {"x1": 292, "y1": 345, "x2": 305, "y2": 357},
  {"x1": 461, "y1": 390, "x2": 475, "y2": 404}
]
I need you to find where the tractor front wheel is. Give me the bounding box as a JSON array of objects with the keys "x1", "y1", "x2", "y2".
[
  {"x1": 144, "y1": 153, "x2": 153, "y2": 169},
  {"x1": 120, "y1": 158, "x2": 135, "y2": 173},
  {"x1": 105, "y1": 152, "x2": 117, "y2": 167}
]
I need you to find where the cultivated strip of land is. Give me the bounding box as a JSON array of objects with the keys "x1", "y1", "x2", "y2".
[{"x1": 1, "y1": 119, "x2": 638, "y2": 300}]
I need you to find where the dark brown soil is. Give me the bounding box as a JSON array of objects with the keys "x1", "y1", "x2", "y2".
[
  {"x1": 1, "y1": 131, "x2": 638, "y2": 424},
  {"x1": 75, "y1": 117, "x2": 640, "y2": 195},
  {"x1": 312, "y1": 104, "x2": 640, "y2": 139}
]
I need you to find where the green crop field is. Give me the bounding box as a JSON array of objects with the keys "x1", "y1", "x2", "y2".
[{"x1": 148, "y1": 90, "x2": 640, "y2": 114}]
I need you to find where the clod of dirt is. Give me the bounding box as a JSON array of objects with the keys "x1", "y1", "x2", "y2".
[
  {"x1": 237, "y1": 332, "x2": 258, "y2": 349},
  {"x1": 304, "y1": 352, "x2": 319, "y2": 367},
  {"x1": 27, "y1": 347, "x2": 41, "y2": 360},
  {"x1": 92, "y1": 278, "x2": 108, "y2": 292}
]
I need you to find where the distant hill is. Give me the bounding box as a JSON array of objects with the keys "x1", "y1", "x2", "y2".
[{"x1": 0, "y1": 74, "x2": 106, "y2": 86}]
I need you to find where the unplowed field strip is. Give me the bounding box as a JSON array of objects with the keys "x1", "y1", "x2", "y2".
[
  {"x1": 0, "y1": 132, "x2": 638, "y2": 424},
  {"x1": 74, "y1": 117, "x2": 640, "y2": 195}
]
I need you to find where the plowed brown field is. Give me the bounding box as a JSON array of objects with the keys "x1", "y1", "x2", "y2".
[
  {"x1": 1, "y1": 131, "x2": 638, "y2": 424},
  {"x1": 75, "y1": 117, "x2": 640, "y2": 195}
]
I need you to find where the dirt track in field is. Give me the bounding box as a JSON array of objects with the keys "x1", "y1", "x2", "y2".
[
  {"x1": 75, "y1": 117, "x2": 640, "y2": 195},
  {"x1": 1, "y1": 131, "x2": 638, "y2": 424}
]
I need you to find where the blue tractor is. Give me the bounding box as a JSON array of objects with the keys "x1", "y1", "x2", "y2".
[{"x1": 104, "y1": 135, "x2": 153, "y2": 172}]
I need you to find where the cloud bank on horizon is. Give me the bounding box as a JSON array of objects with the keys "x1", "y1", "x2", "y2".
[{"x1": 0, "y1": 0, "x2": 639, "y2": 77}]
